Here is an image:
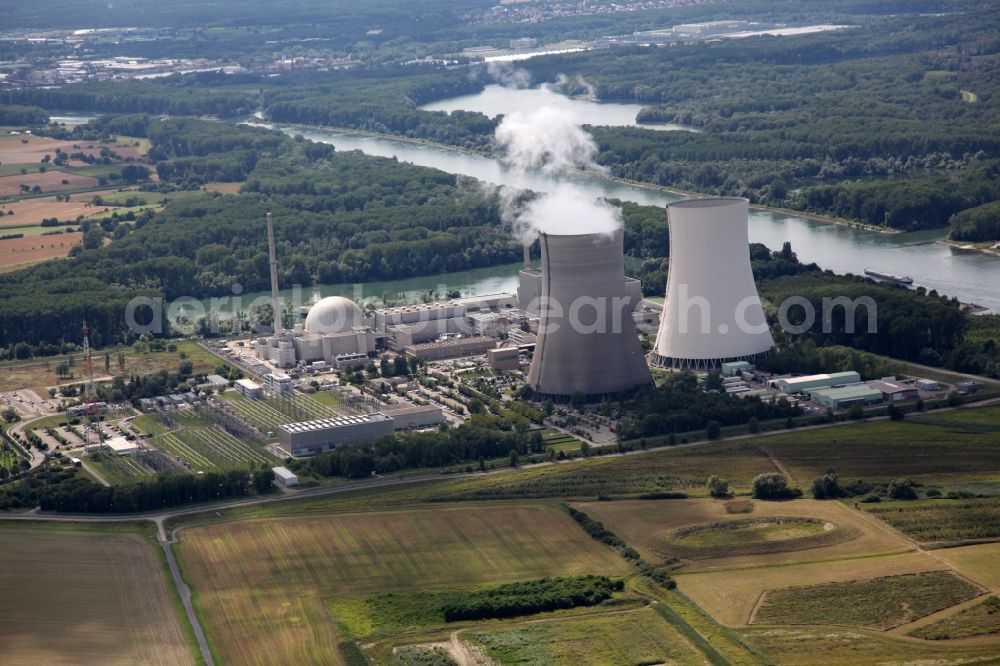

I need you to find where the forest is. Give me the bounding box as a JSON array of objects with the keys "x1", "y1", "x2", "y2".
[
  {"x1": 0, "y1": 104, "x2": 48, "y2": 125},
  {"x1": 949, "y1": 200, "x2": 1000, "y2": 242}
]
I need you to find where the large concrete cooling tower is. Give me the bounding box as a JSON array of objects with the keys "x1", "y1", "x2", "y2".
[
  {"x1": 526, "y1": 229, "x2": 651, "y2": 400},
  {"x1": 653, "y1": 197, "x2": 774, "y2": 369}
]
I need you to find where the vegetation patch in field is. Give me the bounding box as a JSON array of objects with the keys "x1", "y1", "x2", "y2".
[
  {"x1": 665, "y1": 516, "x2": 858, "y2": 559},
  {"x1": 753, "y1": 571, "x2": 983, "y2": 630},
  {"x1": 469, "y1": 606, "x2": 705, "y2": 666},
  {"x1": 863, "y1": 497, "x2": 1000, "y2": 543},
  {"x1": 909, "y1": 596, "x2": 1000, "y2": 640},
  {"x1": 442, "y1": 575, "x2": 622, "y2": 621},
  {"x1": 331, "y1": 579, "x2": 638, "y2": 642},
  {"x1": 391, "y1": 645, "x2": 457, "y2": 666}
]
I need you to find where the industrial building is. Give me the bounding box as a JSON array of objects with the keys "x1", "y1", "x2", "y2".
[
  {"x1": 379, "y1": 294, "x2": 518, "y2": 353},
  {"x1": 721, "y1": 360, "x2": 753, "y2": 376},
  {"x1": 488, "y1": 347, "x2": 520, "y2": 371},
  {"x1": 811, "y1": 385, "x2": 884, "y2": 410},
  {"x1": 652, "y1": 198, "x2": 774, "y2": 369},
  {"x1": 257, "y1": 296, "x2": 378, "y2": 369},
  {"x1": 525, "y1": 229, "x2": 651, "y2": 400},
  {"x1": 403, "y1": 335, "x2": 497, "y2": 361},
  {"x1": 869, "y1": 380, "x2": 919, "y2": 402},
  {"x1": 263, "y1": 372, "x2": 293, "y2": 396},
  {"x1": 379, "y1": 403, "x2": 444, "y2": 429},
  {"x1": 234, "y1": 378, "x2": 263, "y2": 400},
  {"x1": 198, "y1": 374, "x2": 229, "y2": 391},
  {"x1": 278, "y1": 413, "x2": 394, "y2": 457},
  {"x1": 272, "y1": 466, "x2": 299, "y2": 487},
  {"x1": 773, "y1": 372, "x2": 861, "y2": 394},
  {"x1": 103, "y1": 436, "x2": 139, "y2": 456}
]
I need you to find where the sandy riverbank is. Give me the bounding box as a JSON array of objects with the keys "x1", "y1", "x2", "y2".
[{"x1": 939, "y1": 239, "x2": 1000, "y2": 259}]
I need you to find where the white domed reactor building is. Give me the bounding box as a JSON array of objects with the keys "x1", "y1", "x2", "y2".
[
  {"x1": 304, "y1": 296, "x2": 364, "y2": 334},
  {"x1": 526, "y1": 229, "x2": 652, "y2": 400},
  {"x1": 652, "y1": 197, "x2": 774, "y2": 369},
  {"x1": 255, "y1": 295, "x2": 376, "y2": 369}
]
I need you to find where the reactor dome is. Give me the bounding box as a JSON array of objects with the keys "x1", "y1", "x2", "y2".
[{"x1": 304, "y1": 296, "x2": 364, "y2": 334}]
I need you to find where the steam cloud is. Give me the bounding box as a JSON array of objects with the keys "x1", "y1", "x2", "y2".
[
  {"x1": 485, "y1": 62, "x2": 532, "y2": 89},
  {"x1": 494, "y1": 102, "x2": 621, "y2": 240}
]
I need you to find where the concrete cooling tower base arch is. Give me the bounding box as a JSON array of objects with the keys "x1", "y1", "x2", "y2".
[
  {"x1": 527, "y1": 384, "x2": 651, "y2": 405},
  {"x1": 648, "y1": 350, "x2": 771, "y2": 371}
]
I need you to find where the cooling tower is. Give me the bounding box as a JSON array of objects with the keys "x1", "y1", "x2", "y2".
[
  {"x1": 526, "y1": 229, "x2": 651, "y2": 400},
  {"x1": 653, "y1": 197, "x2": 774, "y2": 369}
]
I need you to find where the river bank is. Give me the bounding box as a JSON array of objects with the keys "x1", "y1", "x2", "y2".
[{"x1": 939, "y1": 239, "x2": 1000, "y2": 259}]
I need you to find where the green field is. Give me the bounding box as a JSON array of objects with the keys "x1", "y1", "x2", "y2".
[
  {"x1": 664, "y1": 516, "x2": 859, "y2": 560},
  {"x1": 469, "y1": 606, "x2": 706, "y2": 666},
  {"x1": 863, "y1": 497, "x2": 1000, "y2": 543},
  {"x1": 753, "y1": 571, "x2": 983, "y2": 630},
  {"x1": 909, "y1": 596, "x2": 1000, "y2": 640},
  {"x1": 177, "y1": 504, "x2": 633, "y2": 665},
  {"x1": 541, "y1": 429, "x2": 581, "y2": 453},
  {"x1": 0, "y1": 525, "x2": 194, "y2": 665},
  {"x1": 88, "y1": 203, "x2": 160, "y2": 219},
  {"x1": 743, "y1": 625, "x2": 1000, "y2": 665},
  {"x1": 674, "y1": 517, "x2": 827, "y2": 547},
  {"x1": 0, "y1": 340, "x2": 223, "y2": 392},
  {"x1": 442, "y1": 441, "x2": 777, "y2": 500},
  {"x1": 759, "y1": 408, "x2": 1000, "y2": 483},
  {"x1": 0, "y1": 223, "x2": 80, "y2": 236}
]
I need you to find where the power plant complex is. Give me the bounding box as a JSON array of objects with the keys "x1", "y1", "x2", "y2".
[{"x1": 252, "y1": 197, "x2": 774, "y2": 416}]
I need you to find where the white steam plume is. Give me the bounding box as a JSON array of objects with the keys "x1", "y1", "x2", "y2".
[
  {"x1": 494, "y1": 105, "x2": 620, "y2": 240},
  {"x1": 485, "y1": 62, "x2": 532, "y2": 89}
]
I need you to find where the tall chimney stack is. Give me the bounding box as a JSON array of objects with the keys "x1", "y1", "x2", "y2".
[
  {"x1": 522, "y1": 242, "x2": 532, "y2": 269},
  {"x1": 266, "y1": 211, "x2": 283, "y2": 336}
]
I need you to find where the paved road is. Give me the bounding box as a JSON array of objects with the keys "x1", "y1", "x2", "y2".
[{"x1": 160, "y1": 533, "x2": 215, "y2": 666}]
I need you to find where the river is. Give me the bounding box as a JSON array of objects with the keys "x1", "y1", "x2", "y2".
[{"x1": 280, "y1": 123, "x2": 1000, "y2": 313}]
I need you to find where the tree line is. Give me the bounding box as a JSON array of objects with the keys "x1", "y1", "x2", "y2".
[
  {"x1": 0, "y1": 464, "x2": 275, "y2": 513},
  {"x1": 617, "y1": 372, "x2": 802, "y2": 441}
]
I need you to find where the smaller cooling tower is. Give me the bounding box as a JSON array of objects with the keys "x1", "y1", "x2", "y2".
[
  {"x1": 526, "y1": 229, "x2": 651, "y2": 400},
  {"x1": 653, "y1": 197, "x2": 774, "y2": 369}
]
